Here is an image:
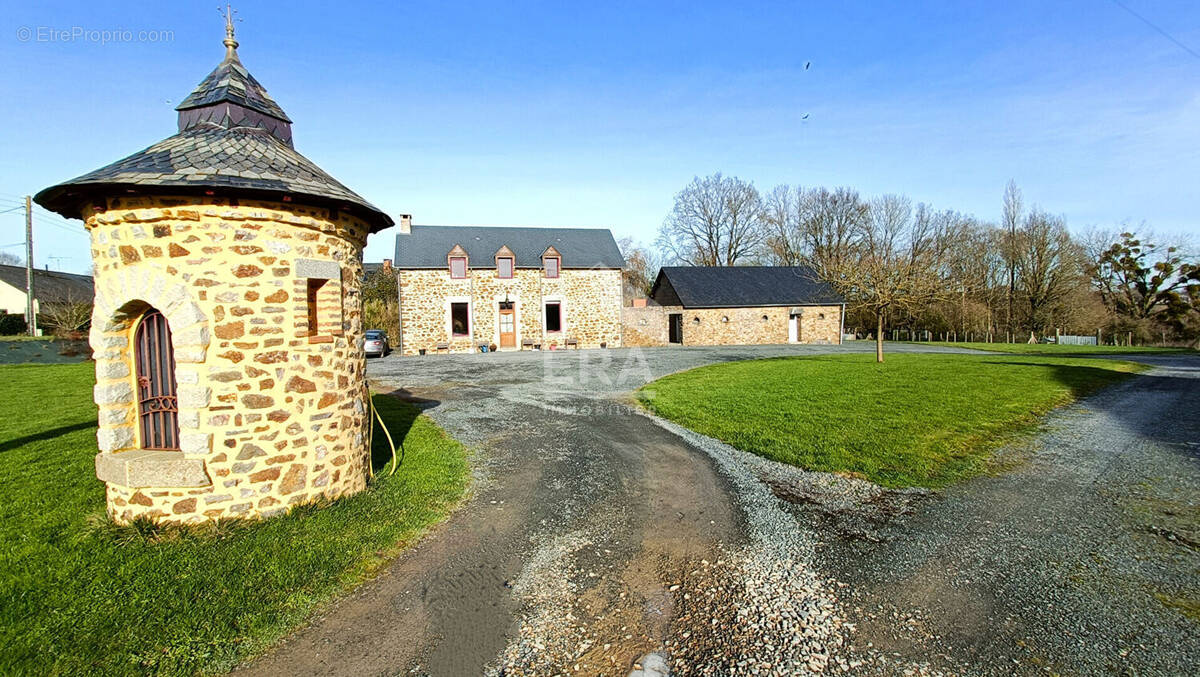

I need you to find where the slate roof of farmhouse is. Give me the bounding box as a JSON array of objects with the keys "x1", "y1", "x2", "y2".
[
  {"x1": 650, "y1": 266, "x2": 844, "y2": 308},
  {"x1": 34, "y1": 24, "x2": 393, "y2": 232},
  {"x1": 0, "y1": 265, "x2": 94, "y2": 304},
  {"x1": 394, "y1": 226, "x2": 627, "y2": 269}
]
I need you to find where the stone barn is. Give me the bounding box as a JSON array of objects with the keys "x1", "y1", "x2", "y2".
[
  {"x1": 34, "y1": 22, "x2": 393, "y2": 523},
  {"x1": 623, "y1": 266, "x2": 845, "y2": 347}
]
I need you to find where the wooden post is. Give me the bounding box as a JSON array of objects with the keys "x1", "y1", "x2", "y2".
[
  {"x1": 1128, "y1": 331, "x2": 1133, "y2": 346},
  {"x1": 1097, "y1": 328, "x2": 1102, "y2": 345}
]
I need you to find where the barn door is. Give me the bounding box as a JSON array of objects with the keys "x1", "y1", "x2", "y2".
[
  {"x1": 135, "y1": 308, "x2": 180, "y2": 450},
  {"x1": 668, "y1": 313, "x2": 683, "y2": 344}
]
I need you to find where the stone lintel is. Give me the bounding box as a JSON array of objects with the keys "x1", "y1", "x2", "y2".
[
  {"x1": 95, "y1": 450, "x2": 211, "y2": 488},
  {"x1": 296, "y1": 258, "x2": 340, "y2": 280}
]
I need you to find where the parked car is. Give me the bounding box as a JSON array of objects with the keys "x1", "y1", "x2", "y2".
[{"x1": 364, "y1": 330, "x2": 390, "y2": 357}]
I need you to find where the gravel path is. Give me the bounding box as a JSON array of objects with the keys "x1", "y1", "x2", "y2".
[
  {"x1": 811, "y1": 354, "x2": 1200, "y2": 675},
  {"x1": 235, "y1": 342, "x2": 950, "y2": 676},
  {"x1": 234, "y1": 345, "x2": 1198, "y2": 676}
]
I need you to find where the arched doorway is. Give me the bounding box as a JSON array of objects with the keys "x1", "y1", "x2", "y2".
[{"x1": 134, "y1": 307, "x2": 179, "y2": 450}]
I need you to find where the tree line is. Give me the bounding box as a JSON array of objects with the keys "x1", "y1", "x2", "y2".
[{"x1": 622, "y1": 173, "x2": 1198, "y2": 358}]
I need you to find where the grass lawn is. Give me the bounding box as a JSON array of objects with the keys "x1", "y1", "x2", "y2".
[
  {"x1": 638, "y1": 353, "x2": 1144, "y2": 488},
  {"x1": 0, "y1": 362, "x2": 469, "y2": 676},
  {"x1": 912, "y1": 341, "x2": 1192, "y2": 356}
]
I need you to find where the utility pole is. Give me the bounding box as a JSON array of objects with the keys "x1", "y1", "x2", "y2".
[{"x1": 24, "y1": 195, "x2": 35, "y2": 336}]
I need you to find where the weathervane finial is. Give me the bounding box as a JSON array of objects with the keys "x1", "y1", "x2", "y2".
[{"x1": 220, "y1": 4, "x2": 240, "y2": 58}]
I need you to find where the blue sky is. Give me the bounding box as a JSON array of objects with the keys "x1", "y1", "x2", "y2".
[{"x1": 2, "y1": 1, "x2": 1198, "y2": 273}]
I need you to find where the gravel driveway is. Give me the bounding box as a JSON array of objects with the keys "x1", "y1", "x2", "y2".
[
  {"x1": 814, "y1": 354, "x2": 1200, "y2": 675},
  {"x1": 234, "y1": 345, "x2": 1199, "y2": 676}
]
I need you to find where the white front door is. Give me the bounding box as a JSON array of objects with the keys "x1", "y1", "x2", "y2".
[{"x1": 788, "y1": 315, "x2": 799, "y2": 343}]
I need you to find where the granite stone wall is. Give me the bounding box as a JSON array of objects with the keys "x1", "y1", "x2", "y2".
[
  {"x1": 621, "y1": 304, "x2": 842, "y2": 347},
  {"x1": 397, "y1": 268, "x2": 623, "y2": 354},
  {"x1": 621, "y1": 305, "x2": 671, "y2": 347},
  {"x1": 85, "y1": 195, "x2": 371, "y2": 523}
]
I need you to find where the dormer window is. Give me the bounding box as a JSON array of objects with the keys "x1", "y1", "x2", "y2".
[
  {"x1": 494, "y1": 245, "x2": 515, "y2": 279},
  {"x1": 447, "y1": 244, "x2": 469, "y2": 279},
  {"x1": 542, "y1": 246, "x2": 561, "y2": 279}
]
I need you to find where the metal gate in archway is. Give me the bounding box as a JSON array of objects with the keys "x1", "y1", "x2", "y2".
[{"x1": 135, "y1": 307, "x2": 180, "y2": 450}]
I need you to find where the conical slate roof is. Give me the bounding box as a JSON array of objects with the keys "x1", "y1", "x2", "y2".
[
  {"x1": 175, "y1": 49, "x2": 291, "y2": 124},
  {"x1": 35, "y1": 29, "x2": 392, "y2": 232}
]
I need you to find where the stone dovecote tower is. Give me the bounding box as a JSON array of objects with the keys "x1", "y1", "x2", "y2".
[{"x1": 35, "y1": 19, "x2": 393, "y2": 523}]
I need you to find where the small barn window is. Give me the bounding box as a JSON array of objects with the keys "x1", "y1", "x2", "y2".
[
  {"x1": 762, "y1": 315, "x2": 769, "y2": 321},
  {"x1": 450, "y1": 256, "x2": 467, "y2": 279},
  {"x1": 497, "y1": 256, "x2": 514, "y2": 279},
  {"x1": 544, "y1": 256, "x2": 560, "y2": 278},
  {"x1": 721, "y1": 316, "x2": 729, "y2": 323},
  {"x1": 692, "y1": 317, "x2": 700, "y2": 324},
  {"x1": 819, "y1": 313, "x2": 826, "y2": 319},
  {"x1": 545, "y1": 301, "x2": 563, "y2": 332},
  {"x1": 306, "y1": 279, "x2": 326, "y2": 336},
  {"x1": 450, "y1": 302, "x2": 470, "y2": 336},
  {"x1": 297, "y1": 259, "x2": 344, "y2": 339}
]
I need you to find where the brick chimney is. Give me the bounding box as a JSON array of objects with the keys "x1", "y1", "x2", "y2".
[
  {"x1": 398, "y1": 214, "x2": 412, "y2": 234},
  {"x1": 382, "y1": 258, "x2": 393, "y2": 273}
]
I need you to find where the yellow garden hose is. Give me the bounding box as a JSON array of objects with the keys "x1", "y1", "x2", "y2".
[{"x1": 366, "y1": 390, "x2": 401, "y2": 478}]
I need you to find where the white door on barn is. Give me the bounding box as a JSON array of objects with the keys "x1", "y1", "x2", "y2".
[{"x1": 788, "y1": 314, "x2": 800, "y2": 343}]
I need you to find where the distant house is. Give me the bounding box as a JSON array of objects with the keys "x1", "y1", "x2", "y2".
[
  {"x1": 624, "y1": 266, "x2": 844, "y2": 346},
  {"x1": 394, "y1": 223, "x2": 625, "y2": 354},
  {"x1": 362, "y1": 259, "x2": 393, "y2": 279},
  {"x1": 0, "y1": 264, "x2": 94, "y2": 327}
]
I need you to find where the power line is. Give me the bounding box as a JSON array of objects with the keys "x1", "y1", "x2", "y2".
[{"x1": 1108, "y1": 0, "x2": 1200, "y2": 61}]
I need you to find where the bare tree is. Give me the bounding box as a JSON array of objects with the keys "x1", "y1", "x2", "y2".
[
  {"x1": 617, "y1": 237, "x2": 661, "y2": 298},
  {"x1": 761, "y1": 185, "x2": 807, "y2": 265},
  {"x1": 0, "y1": 251, "x2": 20, "y2": 266},
  {"x1": 830, "y1": 195, "x2": 952, "y2": 362},
  {"x1": 657, "y1": 173, "x2": 764, "y2": 266},
  {"x1": 1014, "y1": 209, "x2": 1084, "y2": 335},
  {"x1": 1002, "y1": 180, "x2": 1022, "y2": 335},
  {"x1": 799, "y1": 187, "x2": 867, "y2": 280},
  {"x1": 942, "y1": 216, "x2": 1004, "y2": 335},
  {"x1": 40, "y1": 295, "x2": 93, "y2": 338},
  {"x1": 760, "y1": 185, "x2": 866, "y2": 279}
]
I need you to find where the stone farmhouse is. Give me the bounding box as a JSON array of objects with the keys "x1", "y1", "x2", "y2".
[
  {"x1": 623, "y1": 266, "x2": 845, "y2": 346},
  {"x1": 34, "y1": 21, "x2": 391, "y2": 523},
  {"x1": 393, "y1": 223, "x2": 626, "y2": 354}
]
